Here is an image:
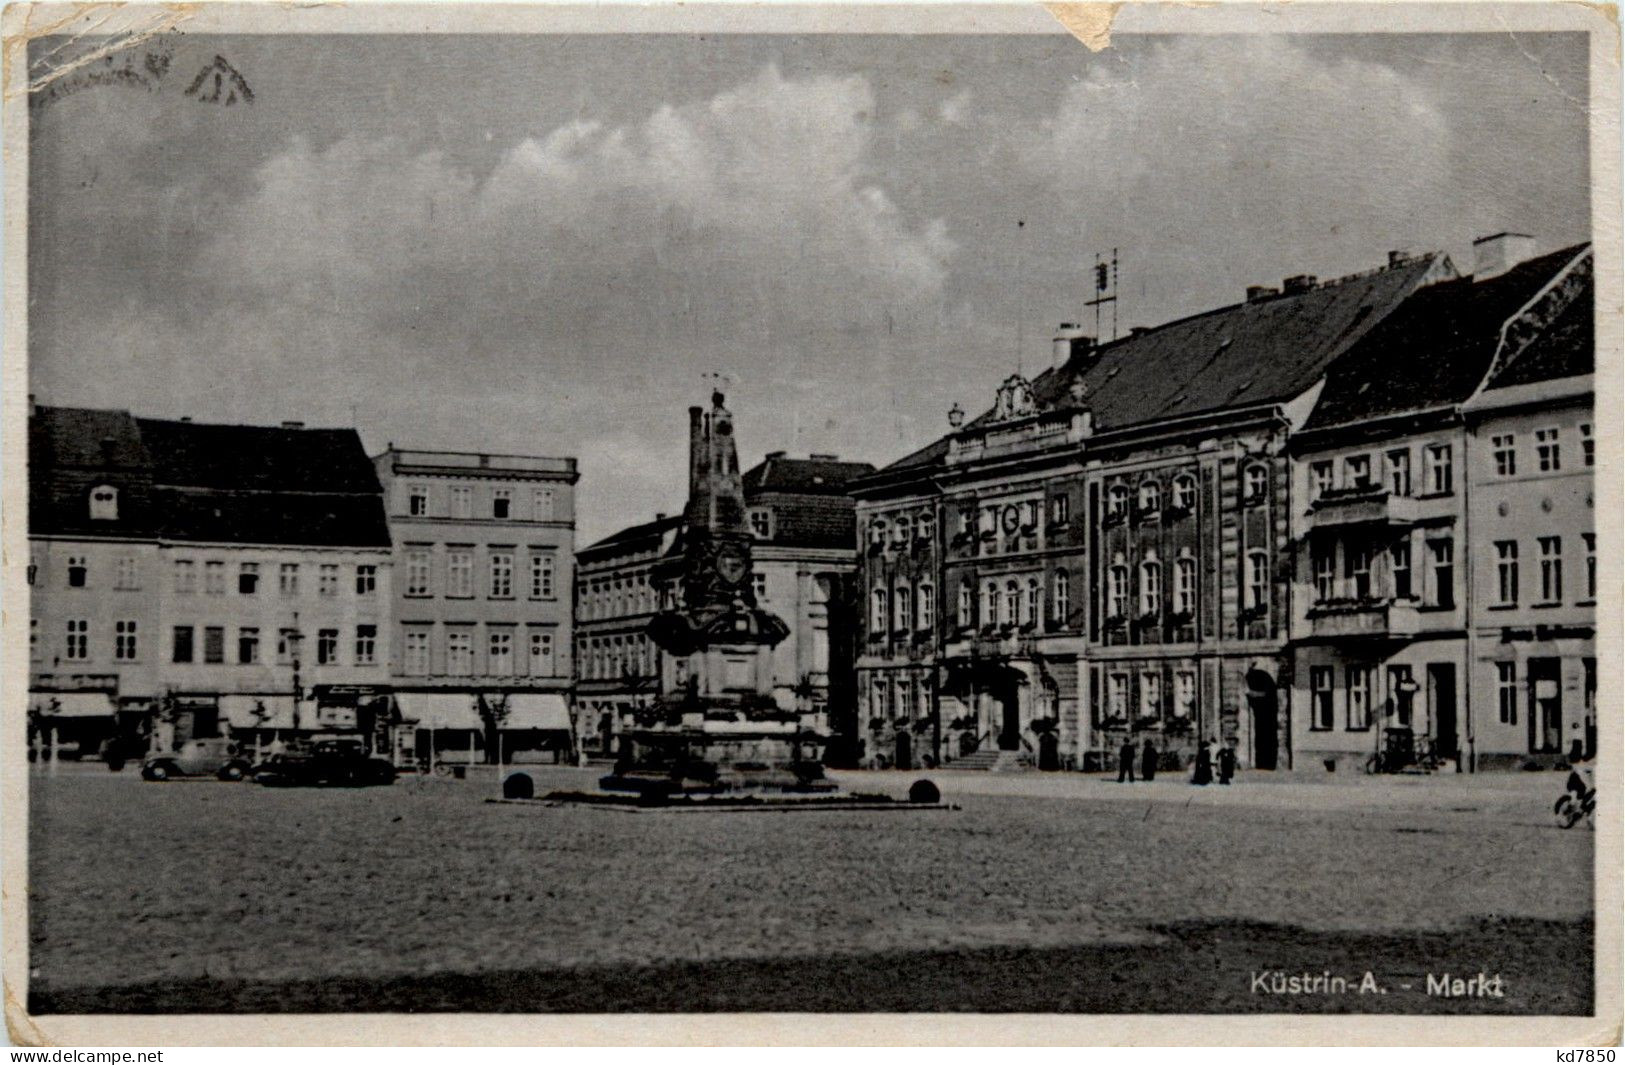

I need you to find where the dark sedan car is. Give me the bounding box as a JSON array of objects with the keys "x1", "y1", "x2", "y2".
[{"x1": 253, "y1": 739, "x2": 396, "y2": 788}]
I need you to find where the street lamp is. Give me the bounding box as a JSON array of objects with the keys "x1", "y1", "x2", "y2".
[{"x1": 289, "y1": 612, "x2": 305, "y2": 734}]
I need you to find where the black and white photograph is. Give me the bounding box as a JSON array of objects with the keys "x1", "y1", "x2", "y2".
[{"x1": 4, "y1": 0, "x2": 1619, "y2": 1045}]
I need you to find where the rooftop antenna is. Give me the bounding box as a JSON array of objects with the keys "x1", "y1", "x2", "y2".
[{"x1": 1086, "y1": 248, "x2": 1120, "y2": 342}]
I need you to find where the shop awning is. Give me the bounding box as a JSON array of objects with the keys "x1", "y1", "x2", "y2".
[
  {"x1": 395, "y1": 693, "x2": 483, "y2": 730},
  {"x1": 30, "y1": 692, "x2": 116, "y2": 718},
  {"x1": 219, "y1": 695, "x2": 300, "y2": 731},
  {"x1": 503, "y1": 693, "x2": 572, "y2": 731}
]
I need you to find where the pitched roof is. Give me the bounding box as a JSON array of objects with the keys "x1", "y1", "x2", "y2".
[
  {"x1": 742, "y1": 456, "x2": 875, "y2": 496},
  {"x1": 876, "y1": 254, "x2": 1443, "y2": 475},
  {"x1": 1303, "y1": 244, "x2": 1589, "y2": 430},
  {"x1": 1482, "y1": 277, "x2": 1594, "y2": 391},
  {"x1": 29, "y1": 406, "x2": 158, "y2": 538},
  {"x1": 579, "y1": 514, "x2": 684, "y2": 559},
  {"x1": 137, "y1": 418, "x2": 384, "y2": 494}
]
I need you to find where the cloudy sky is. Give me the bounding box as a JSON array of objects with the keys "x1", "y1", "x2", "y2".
[{"x1": 28, "y1": 30, "x2": 1590, "y2": 542}]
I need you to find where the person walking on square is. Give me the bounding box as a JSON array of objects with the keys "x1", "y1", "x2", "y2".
[
  {"x1": 1192, "y1": 741, "x2": 1213, "y2": 786},
  {"x1": 1217, "y1": 742, "x2": 1236, "y2": 785},
  {"x1": 1117, "y1": 738, "x2": 1136, "y2": 783},
  {"x1": 1141, "y1": 739, "x2": 1158, "y2": 782}
]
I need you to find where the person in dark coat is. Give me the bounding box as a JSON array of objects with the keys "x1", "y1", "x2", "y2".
[
  {"x1": 1192, "y1": 741, "x2": 1213, "y2": 786},
  {"x1": 1217, "y1": 742, "x2": 1236, "y2": 785},
  {"x1": 1117, "y1": 738, "x2": 1136, "y2": 783},
  {"x1": 1141, "y1": 739, "x2": 1158, "y2": 782}
]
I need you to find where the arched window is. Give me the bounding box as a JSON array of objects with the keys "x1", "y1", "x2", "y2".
[
  {"x1": 1140, "y1": 559, "x2": 1162, "y2": 615},
  {"x1": 1107, "y1": 483, "x2": 1129, "y2": 520},
  {"x1": 1108, "y1": 564, "x2": 1129, "y2": 618},
  {"x1": 1053, "y1": 569, "x2": 1070, "y2": 623},
  {"x1": 871, "y1": 588, "x2": 888, "y2": 632},
  {"x1": 1138, "y1": 480, "x2": 1161, "y2": 514},
  {"x1": 869, "y1": 520, "x2": 887, "y2": 546},
  {"x1": 1174, "y1": 557, "x2": 1197, "y2": 615},
  {"x1": 1243, "y1": 464, "x2": 1269, "y2": 503},
  {"x1": 1246, "y1": 550, "x2": 1269, "y2": 610},
  {"x1": 917, "y1": 513, "x2": 935, "y2": 542},
  {"x1": 1172, "y1": 474, "x2": 1196, "y2": 512},
  {"x1": 1024, "y1": 578, "x2": 1040, "y2": 627},
  {"x1": 88, "y1": 484, "x2": 118, "y2": 521},
  {"x1": 917, "y1": 583, "x2": 934, "y2": 630},
  {"x1": 893, "y1": 585, "x2": 911, "y2": 631},
  {"x1": 1001, "y1": 580, "x2": 1019, "y2": 627},
  {"x1": 893, "y1": 515, "x2": 912, "y2": 544},
  {"x1": 958, "y1": 582, "x2": 973, "y2": 627}
]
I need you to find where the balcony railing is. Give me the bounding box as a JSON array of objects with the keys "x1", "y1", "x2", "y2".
[
  {"x1": 1305, "y1": 597, "x2": 1423, "y2": 639},
  {"x1": 1307, "y1": 486, "x2": 1419, "y2": 528}
]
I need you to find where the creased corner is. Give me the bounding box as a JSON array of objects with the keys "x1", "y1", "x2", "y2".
[
  {"x1": 4, "y1": 980, "x2": 49, "y2": 1048},
  {"x1": 1044, "y1": 2, "x2": 1123, "y2": 52}
]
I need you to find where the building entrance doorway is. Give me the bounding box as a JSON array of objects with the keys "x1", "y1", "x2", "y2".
[
  {"x1": 1245, "y1": 669, "x2": 1278, "y2": 770},
  {"x1": 1428, "y1": 664, "x2": 1457, "y2": 762},
  {"x1": 997, "y1": 684, "x2": 1021, "y2": 751},
  {"x1": 894, "y1": 729, "x2": 913, "y2": 771},
  {"x1": 1529, "y1": 658, "x2": 1562, "y2": 754}
]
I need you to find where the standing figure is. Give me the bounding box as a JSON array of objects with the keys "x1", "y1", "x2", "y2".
[
  {"x1": 1192, "y1": 741, "x2": 1213, "y2": 786},
  {"x1": 1141, "y1": 739, "x2": 1158, "y2": 782},
  {"x1": 1217, "y1": 742, "x2": 1236, "y2": 785},
  {"x1": 1117, "y1": 738, "x2": 1137, "y2": 783}
]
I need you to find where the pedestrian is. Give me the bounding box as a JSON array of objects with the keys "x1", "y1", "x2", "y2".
[
  {"x1": 1141, "y1": 739, "x2": 1158, "y2": 782},
  {"x1": 1217, "y1": 742, "x2": 1236, "y2": 785},
  {"x1": 1117, "y1": 738, "x2": 1136, "y2": 783},
  {"x1": 1192, "y1": 741, "x2": 1213, "y2": 786}
]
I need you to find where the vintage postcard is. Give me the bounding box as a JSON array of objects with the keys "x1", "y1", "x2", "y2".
[{"x1": 2, "y1": 0, "x2": 1619, "y2": 1047}]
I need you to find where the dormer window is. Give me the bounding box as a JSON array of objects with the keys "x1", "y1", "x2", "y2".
[
  {"x1": 89, "y1": 485, "x2": 118, "y2": 521},
  {"x1": 748, "y1": 508, "x2": 773, "y2": 541}
]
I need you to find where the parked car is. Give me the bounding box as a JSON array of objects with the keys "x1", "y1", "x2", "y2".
[
  {"x1": 253, "y1": 739, "x2": 396, "y2": 788},
  {"x1": 142, "y1": 738, "x2": 255, "y2": 782}
]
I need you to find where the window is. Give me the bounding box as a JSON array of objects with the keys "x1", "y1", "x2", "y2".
[
  {"x1": 67, "y1": 556, "x2": 87, "y2": 588},
  {"x1": 893, "y1": 516, "x2": 912, "y2": 544},
  {"x1": 88, "y1": 484, "x2": 118, "y2": 521},
  {"x1": 236, "y1": 562, "x2": 259, "y2": 595},
  {"x1": 447, "y1": 549, "x2": 472, "y2": 598},
  {"x1": 450, "y1": 485, "x2": 472, "y2": 518},
  {"x1": 1106, "y1": 483, "x2": 1128, "y2": 520},
  {"x1": 1492, "y1": 434, "x2": 1516, "y2": 477},
  {"x1": 408, "y1": 484, "x2": 429, "y2": 516},
  {"x1": 897, "y1": 676, "x2": 915, "y2": 721},
  {"x1": 1535, "y1": 428, "x2": 1560, "y2": 472},
  {"x1": 870, "y1": 520, "x2": 888, "y2": 546},
  {"x1": 64, "y1": 619, "x2": 89, "y2": 660},
  {"x1": 174, "y1": 559, "x2": 196, "y2": 594},
  {"x1": 1002, "y1": 581, "x2": 1019, "y2": 627},
  {"x1": 1539, "y1": 536, "x2": 1562, "y2": 602},
  {"x1": 870, "y1": 589, "x2": 888, "y2": 633},
  {"x1": 1343, "y1": 455, "x2": 1370, "y2": 489},
  {"x1": 1140, "y1": 672, "x2": 1162, "y2": 719},
  {"x1": 1023, "y1": 579, "x2": 1039, "y2": 627},
  {"x1": 752, "y1": 573, "x2": 768, "y2": 602},
  {"x1": 528, "y1": 630, "x2": 555, "y2": 675},
  {"x1": 1108, "y1": 673, "x2": 1129, "y2": 718},
  {"x1": 1173, "y1": 557, "x2": 1196, "y2": 616},
  {"x1": 112, "y1": 556, "x2": 139, "y2": 591},
  {"x1": 958, "y1": 583, "x2": 973, "y2": 628},
  {"x1": 1430, "y1": 540, "x2": 1455, "y2": 609},
  {"x1": 1345, "y1": 542, "x2": 1372, "y2": 599},
  {"x1": 405, "y1": 550, "x2": 431, "y2": 597},
  {"x1": 447, "y1": 630, "x2": 473, "y2": 675},
  {"x1": 1312, "y1": 545, "x2": 1336, "y2": 602},
  {"x1": 982, "y1": 581, "x2": 997, "y2": 626},
  {"x1": 1584, "y1": 533, "x2": 1596, "y2": 600},
  {"x1": 279, "y1": 563, "x2": 299, "y2": 596},
  {"x1": 204, "y1": 626, "x2": 225, "y2": 664},
  {"x1": 1310, "y1": 666, "x2": 1334, "y2": 730},
  {"x1": 237, "y1": 627, "x2": 259, "y2": 665},
  {"x1": 918, "y1": 583, "x2": 934, "y2": 630},
  {"x1": 277, "y1": 629, "x2": 300, "y2": 665},
  {"x1": 1346, "y1": 666, "x2": 1373, "y2": 730},
  {"x1": 354, "y1": 625, "x2": 376, "y2": 665},
  {"x1": 1496, "y1": 662, "x2": 1518, "y2": 725},
  {"x1": 893, "y1": 586, "x2": 911, "y2": 632},
  {"x1": 1311, "y1": 461, "x2": 1334, "y2": 499},
  {"x1": 112, "y1": 620, "x2": 138, "y2": 661},
  {"x1": 748, "y1": 508, "x2": 772, "y2": 540},
  {"x1": 488, "y1": 630, "x2": 514, "y2": 676},
  {"x1": 317, "y1": 629, "x2": 339, "y2": 666},
  {"x1": 1426, "y1": 444, "x2": 1453, "y2": 494},
  {"x1": 1243, "y1": 464, "x2": 1268, "y2": 501},
  {"x1": 30, "y1": 619, "x2": 38, "y2": 662},
  {"x1": 319, "y1": 564, "x2": 339, "y2": 598},
  {"x1": 1246, "y1": 551, "x2": 1269, "y2": 611},
  {"x1": 871, "y1": 675, "x2": 890, "y2": 717},
  {"x1": 404, "y1": 631, "x2": 429, "y2": 675},
  {"x1": 1174, "y1": 671, "x2": 1196, "y2": 718},
  {"x1": 1386, "y1": 449, "x2": 1411, "y2": 496},
  {"x1": 529, "y1": 552, "x2": 555, "y2": 599},
  {"x1": 489, "y1": 551, "x2": 513, "y2": 597},
  {"x1": 1107, "y1": 565, "x2": 1129, "y2": 618},
  {"x1": 532, "y1": 487, "x2": 555, "y2": 521},
  {"x1": 917, "y1": 514, "x2": 935, "y2": 542},
  {"x1": 1053, "y1": 569, "x2": 1070, "y2": 624},
  {"x1": 355, "y1": 565, "x2": 377, "y2": 596},
  {"x1": 1172, "y1": 475, "x2": 1197, "y2": 511},
  {"x1": 1495, "y1": 541, "x2": 1519, "y2": 606},
  {"x1": 204, "y1": 561, "x2": 225, "y2": 594},
  {"x1": 1022, "y1": 500, "x2": 1041, "y2": 530},
  {"x1": 1391, "y1": 540, "x2": 1412, "y2": 600},
  {"x1": 1138, "y1": 481, "x2": 1161, "y2": 514},
  {"x1": 1051, "y1": 494, "x2": 1070, "y2": 525},
  {"x1": 1580, "y1": 423, "x2": 1593, "y2": 467},
  {"x1": 1139, "y1": 559, "x2": 1161, "y2": 615}
]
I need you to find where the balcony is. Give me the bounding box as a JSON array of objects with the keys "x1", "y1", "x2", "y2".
[
  {"x1": 1306, "y1": 486, "x2": 1419, "y2": 528},
  {"x1": 1305, "y1": 597, "x2": 1423, "y2": 640}
]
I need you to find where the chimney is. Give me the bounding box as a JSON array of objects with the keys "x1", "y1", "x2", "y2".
[
  {"x1": 655, "y1": 512, "x2": 665, "y2": 522},
  {"x1": 1246, "y1": 285, "x2": 1279, "y2": 303},
  {"x1": 281, "y1": 420, "x2": 305, "y2": 430},
  {"x1": 1052, "y1": 323, "x2": 1094, "y2": 368},
  {"x1": 1472, "y1": 232, "x2": 1535, "y2": 281},
  {"x1": 1388, "y1": 249, "x2": 1415, "y2": 268},
  {"x1": 1281, "y1": 274, "x2": 1317, "y2": 295},
  {"x1": 765, "y1": 450, "x2": 787, "y2": 460},
  {"x1": 809, "y1": 453, "x2": 838, "y2": 461},
  {"x1": 180, "y1": 416, "x2": 192, "y2": 423},
  {"x1": 1130, "y1": 326, "x2": 1151, "y2": 337}
]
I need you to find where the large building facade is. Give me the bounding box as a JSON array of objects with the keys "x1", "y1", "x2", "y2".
[{"x1": 372, "y1": 447, "x2": 578, "y2": 763}]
